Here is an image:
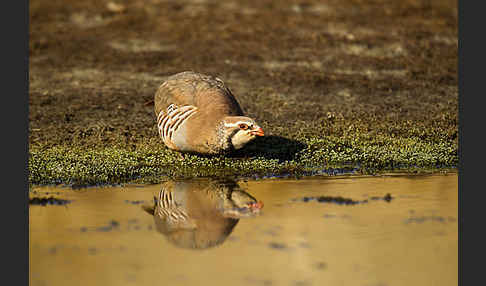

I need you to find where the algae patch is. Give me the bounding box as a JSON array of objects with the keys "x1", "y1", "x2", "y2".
[
  {"x1": 29, "y1": 129, "x2": 457, "y2": 186},
  {"x1": 29, "y1": 197, "x2": 71, "y2": 206}
]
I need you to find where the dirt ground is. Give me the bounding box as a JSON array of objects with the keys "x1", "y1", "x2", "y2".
[{"x1": 29, "y1": 0, "x2": 458, "y2": 185}]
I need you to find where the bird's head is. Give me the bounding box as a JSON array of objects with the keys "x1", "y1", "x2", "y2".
[
  {"x1": 222, "y1": 116, "x2": 264, "y2": 150},
  {"x1": 222, "y1": 188, "x2": 264, "y2": 218}
]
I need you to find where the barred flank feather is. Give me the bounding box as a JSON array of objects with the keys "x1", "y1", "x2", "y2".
[
  {"x1": 157, "y1": 187, "x2": 189, "y2": 222},
  {"x1": 157, "y1": 104, "x2": 198, "y2": 147}
]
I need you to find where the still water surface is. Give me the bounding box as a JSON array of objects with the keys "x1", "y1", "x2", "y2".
[{"x1": 30, "y1": 174, "x2": 457, "y2": 286}]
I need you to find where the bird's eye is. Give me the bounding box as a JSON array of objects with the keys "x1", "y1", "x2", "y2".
[{"x1": 238, "y1": 123, "x2": 248, "y2": 130}]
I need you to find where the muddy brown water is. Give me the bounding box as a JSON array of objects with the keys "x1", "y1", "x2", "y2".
[{"x1": 30, "y1": 174, "x2": 457, "y2": 286}]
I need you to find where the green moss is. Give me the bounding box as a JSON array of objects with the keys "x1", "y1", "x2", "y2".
[{"x1": 29, "y1": 122, "x2": 458, "y2": 186}]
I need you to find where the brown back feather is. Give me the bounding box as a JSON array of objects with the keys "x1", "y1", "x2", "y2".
[{"x1": 154, "y1": 71, "x2": 244, "y2": 117}]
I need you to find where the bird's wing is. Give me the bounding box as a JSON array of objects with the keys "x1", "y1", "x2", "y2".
[{"x1": 154, "y1": 71, "x2": 244, "y2": 117}]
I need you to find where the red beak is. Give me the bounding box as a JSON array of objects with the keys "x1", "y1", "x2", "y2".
[
  {"x1": 251, "y1": 127, "x2": 265, "y2": 136},
  {"x1": 249, "y1": 201, "x2": 264, "y2": 210}
]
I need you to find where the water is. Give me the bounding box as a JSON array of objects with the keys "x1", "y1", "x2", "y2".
[{"x1": 30, "y1": 173, "x2": 458, "y2": 286}]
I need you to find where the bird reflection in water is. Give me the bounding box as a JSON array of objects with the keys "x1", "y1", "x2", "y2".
[{"x1": 143, "y1": 179, "x2": 263, "y2": 250}]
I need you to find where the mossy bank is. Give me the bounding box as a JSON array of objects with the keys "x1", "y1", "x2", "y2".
[{"x1": 29, "y1": 0, "x2": 458, "y2": 186}]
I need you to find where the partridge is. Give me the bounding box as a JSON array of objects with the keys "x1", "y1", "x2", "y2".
[
  {"x1": 154, "y1": 71, "x2": 264, "y2": 155},
  {"x1": 142, "y1": 179, "x2": 263, "y2": 249}
]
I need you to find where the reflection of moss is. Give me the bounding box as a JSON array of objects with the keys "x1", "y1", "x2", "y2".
[{"x1": 29, "y1": 117, "x2": 457, "y2": 186}]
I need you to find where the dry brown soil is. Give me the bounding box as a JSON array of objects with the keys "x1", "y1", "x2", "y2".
[{"x1": 28, "y1": 0, "x2": 458, "y2": 184}]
